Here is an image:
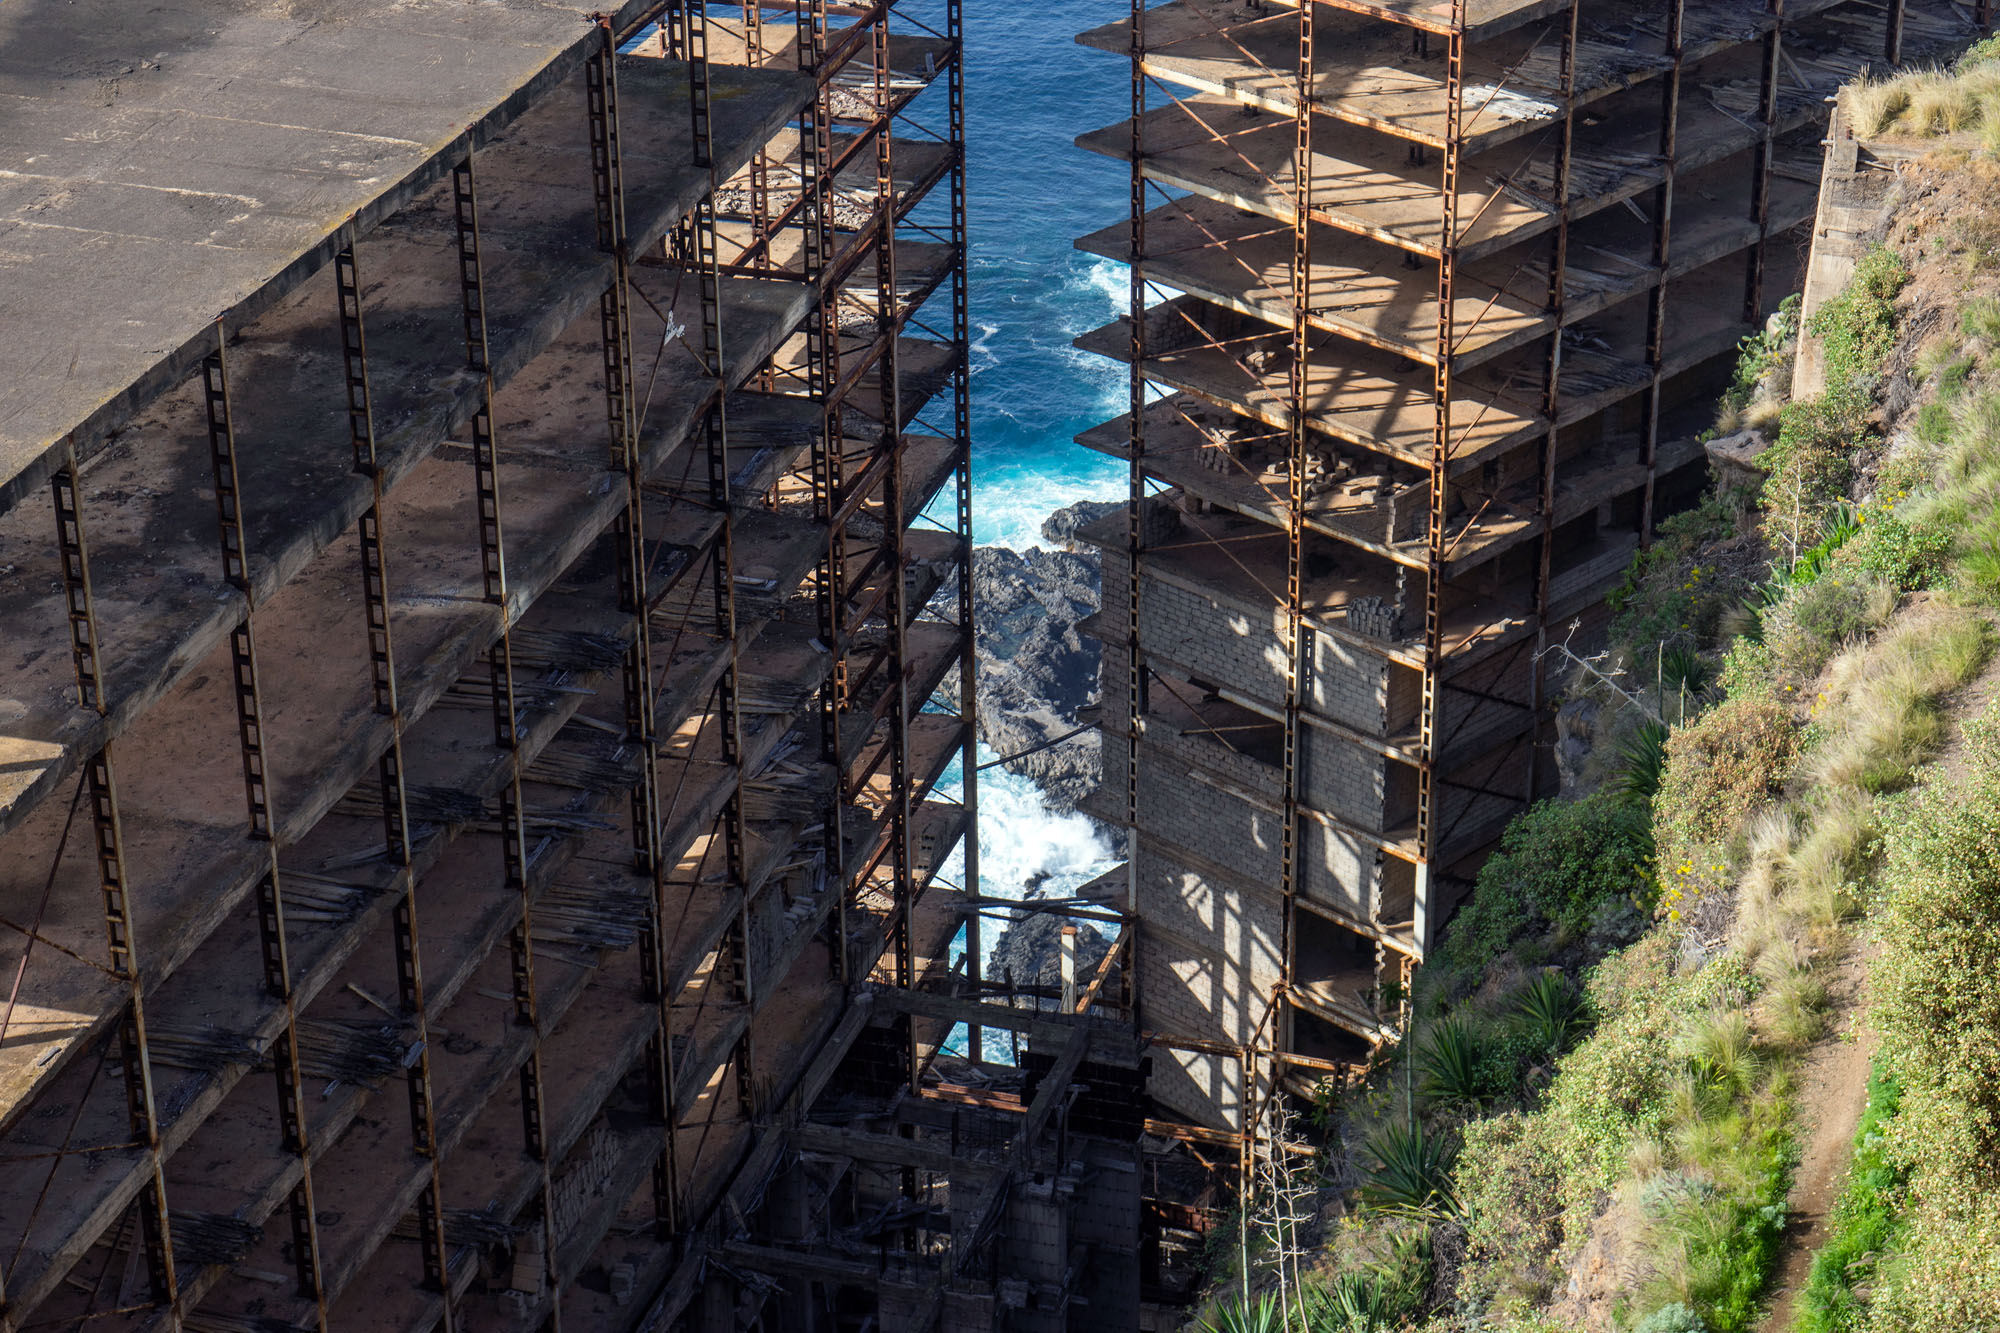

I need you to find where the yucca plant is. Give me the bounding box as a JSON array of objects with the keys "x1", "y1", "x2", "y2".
[
  {"x1": 1415, "y1": 1015, "x2": 1487, "y2": 1107},
  {"x1": 1660, "y1": 643, "x2": 1713, "y2": 698},
  {"x1": 1357, "y1": 1121, "x2": 1459, "y2": 1217},
  {"x1": 1615, "y1": 721, "x2": 1673, "y2": 805},
  {"x1": 1309, "y1": 1274, "x2": 1390, "y2": 1331},
  {"x1": 1514, "y1": 970, "x2": 1583, "y2": 1056},
  {"x1": 1199, "y1": 1293, "x2": 1283, "y2": 1333}
]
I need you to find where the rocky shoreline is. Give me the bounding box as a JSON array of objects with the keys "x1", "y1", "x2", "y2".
[
  {"x1": 968, "y1": 498, "x2": 1118, "y2": 812},
  {"x1": 961, "y1": 498, "x2": 1122, "y2": 992}
]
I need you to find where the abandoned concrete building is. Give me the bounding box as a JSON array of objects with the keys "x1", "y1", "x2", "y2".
[
  {"x1": 0, "y1": 1, "x2": 1189, "y2": 1329},
  {"x1": 4, "y1": 0, "x2": 1989, "y2": 1329},
  {"x1": 1071, "y1": 0, "x2": 1976, "y2": 1133}
]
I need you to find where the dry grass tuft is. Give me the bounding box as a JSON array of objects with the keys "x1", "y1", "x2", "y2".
[
  {"x1": 1804, "y1": 610, "x2": 1990, "y2": 794},
  {"x1": 1843, "y1": 73, "x2": 1912, "y2": 136},
  {"x1": 1843, "y1": 62, "x2": 2000, "y2": 141}
]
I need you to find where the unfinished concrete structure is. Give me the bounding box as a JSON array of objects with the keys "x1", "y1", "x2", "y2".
[
  {"x1": 1073, "y1": 0, "x2": 1978, "y2": 1133},
  {"x1": 0, "y1": 2, "x2": 1171, "y2": 1329}
]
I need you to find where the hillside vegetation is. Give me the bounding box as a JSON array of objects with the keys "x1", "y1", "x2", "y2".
[{"x1": 1195, "y1": 48, "x2": 2000, "y2": 1333}]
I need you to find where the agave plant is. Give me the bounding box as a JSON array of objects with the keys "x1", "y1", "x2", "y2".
[
  {"x1": 1357, "y1": 1121, "x2": 1459, "y2": 1217},
  {"x1": 1659, "y1": 643, "x2": 1713, "y2": 698},
  {"x1": 1614, "y1": 721, "x2": 1672, "y2": 805},
  {"x1": 1198, "y1": 1294, "x2": 1283, "y2": 1333},
  {"x1": 1415, "y1": 1015, "x2": 1487, "y2": 1107},
  {"x1": 1308, "y1": 1274, "x2": 1391, "y2": 1331},
  {"x1": 1514, "y1": 969, "x2": 1583, "y2": 1056}
]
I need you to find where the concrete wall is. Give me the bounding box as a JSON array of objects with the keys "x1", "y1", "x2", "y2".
[
  {"x1": 1098, "y1": 725, "x2": 1383, "y2": 917},
  {"x1": 1102, "y1": 546, "x2": 1401, "y2": 736},
  {"x1": 1130, "y1": 848, "x2": 1273, "y2": 1129}
]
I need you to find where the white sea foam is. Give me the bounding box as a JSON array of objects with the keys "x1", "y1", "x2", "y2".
[{"x1": 937, "y1": 750, "x2": 1117, "y2": 963}]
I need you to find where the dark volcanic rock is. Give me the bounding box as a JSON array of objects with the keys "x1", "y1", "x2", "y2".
[
  {"x1": 986, "y1": 905, "x2": 1113, "y2": 996},
  {"x1": 1041, "y1": 499, "x2": 1122, "y2": 549},
  {"x1": 971, "y1": 542, "x2": 1102, "y2": 811}
]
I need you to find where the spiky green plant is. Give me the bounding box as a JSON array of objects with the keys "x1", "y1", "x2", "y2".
[
  {"x1": 1416, "y1": 1015, "x2": 1487, "y2": 1107},
  {"x1": 1616, "y1": 721, "x2": 1673, "y2": 805},
  {"x1": 1309, "y1": 1274, "x2": 1391, "y2": 1331},
  {"x1": 1513, "y1": 970, "x2": 1583, "y2": 1056},
  {"x1": 1199, "y1": 1293, "x2": 1283, "y2": 1333},
  {"x1": 1661, "y1": 643, "x2": 1714, "y2": 698},
  {"x1": 1357, "y1": 1121, "x2": 1459, "y2": 1217}
]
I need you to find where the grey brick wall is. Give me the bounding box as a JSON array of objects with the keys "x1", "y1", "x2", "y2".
[{"x1": 1101, "y1": 547, "x2": 1400, "y2": 736}]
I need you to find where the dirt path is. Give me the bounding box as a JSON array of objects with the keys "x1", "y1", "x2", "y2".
[
  {"x1": 1759, "y1": 612, "x2": 2000, "y2": 1330},
  {"x1": 1758, "y1": 951, "x2": 1876, "y2": 1333}
]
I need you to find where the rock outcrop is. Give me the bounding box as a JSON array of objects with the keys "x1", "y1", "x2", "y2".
[
  {"x1": 967, "y1": 517, "x2": 1105, "y2": 811},
  {"x1": 985, "y1": 904, "x2": 1113, "y2": 995}
]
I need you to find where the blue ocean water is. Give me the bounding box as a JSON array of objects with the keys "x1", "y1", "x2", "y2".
[
  {"x1": 959, "y1": 0, "x2": 1134, "y2": 548},
  {"x1": 932, "y1": 1, "x2": 1136, "y2": 979}
]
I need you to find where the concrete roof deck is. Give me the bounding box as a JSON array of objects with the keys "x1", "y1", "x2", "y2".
[
  {"x1": 0, "y1": 57, "x2": 813, "y2": 844},
  {"x1": 682, "y1": 16, "x2": 958, "y2": 113},
  {"x1": 1077, "y1": 0, "x2": 1673, "y2": 156},
  {"x1": 0, "y1": 0, "x2": 776, "y2": 519},
  {"x1": 0, "y1": 265, "x2": 809, "y2": 1103}
]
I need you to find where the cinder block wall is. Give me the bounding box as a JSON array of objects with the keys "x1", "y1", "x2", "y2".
[
  {"x1": 1131, "y1": 850, "x2": 1278, "y2": 1129},
  {"x1": 1102, "y1": 546, "x2": 1402, "y2": 736}
]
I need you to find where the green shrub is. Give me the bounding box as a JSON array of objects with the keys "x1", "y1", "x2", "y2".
[
  {"x1": 1654, "y1": 695, "x2": 1800, "y2": 890},
  {"x1": 1455, "y1": 1111, "x2": 1565, "y2": 1315},
  {"x1": 1875, "y1": 702, "x2": 2000, "y2": 1188},
  {"x1": 1858, "y1": 701, "x2": 2000, "y2": 1331},
  {"x1": 1760, "y1": 389, "x2": 1872, "y2": 555},
  {"x1": 1611, "y1": 493, "x2": 1757, "y2": 650},
  {"x1": 1638, "y1": 1304, "x2": 1709, "y2": 1333},
  {"x1": 1762, "y1": 572, "x2": 1898, "y2": 679},
  {"x1": 1810, "y1": 246, "x2": 1908, "y2": 392},
  {"x1": 1716, "y1": 294, "x2": 1802, "y2": 424},
  {"x1": 1959, "y1": 32, "x2": 2000, "y2": 68},
  {"x1": 1847, "y1": 509, "x2": 1953, "y2": 590},
  {"x1": 1428, "y1": 795, "x2": 1653, "y2": 998},
  {"x1": 1718, "y1": 637, "x2": 1780, "y2": 699}
]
